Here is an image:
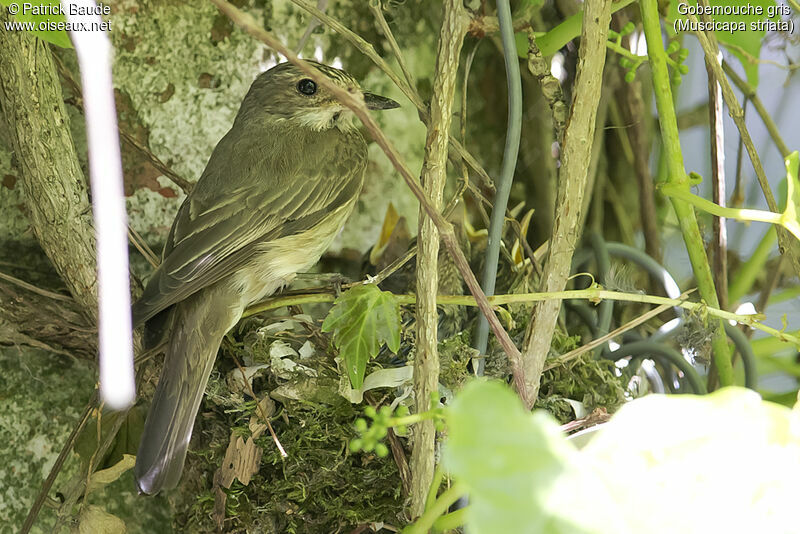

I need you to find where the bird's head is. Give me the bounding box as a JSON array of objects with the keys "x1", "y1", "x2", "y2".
[{"x1": 239, "y1": 60, "x2": 399, "y2": 131}]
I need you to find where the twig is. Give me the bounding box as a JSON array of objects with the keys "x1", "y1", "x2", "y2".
[
  {"x1": 368, "y1": 0, "x2": 416, "y2": 94},
  {"x1": 245, "y1": 286, "x2": 798, "y2": 344},
  {"x1": 544, "y1": 293, "x2": 692, "y2": 370},
  {"x1": 19, "y1": 393, "x2": 97, "y2": 534},
  {"x1": 705, "y1": 46, "x2": 728, "y2": 311},
  {"x1": 0, "y1": 270, "x2": 74, "y2": 302},
  {"x1": 520, "y1": 0, "x2": 613, "y2": 408},
  {"x1": 118, "y1": 130, "x2": 195, "y2": 194},
  {"x1": 231, "y1": 352, "x2": 287, "y2": 458},
  {"x1": 209, "y1": 0, "x2": 528, "y2": 403},
  {"x1": 128, "y1": 226, "x2": 160, "y2": 268},
  {"x1": 721, "y1": 60, "x2": 790, "y2": 158}
]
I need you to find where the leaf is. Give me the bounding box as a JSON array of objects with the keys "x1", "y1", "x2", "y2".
[
  {"x1": 322, "y1": 284, "x2": 400, "y2": 389},
  {"x1": 439, "y1": 383, "x2": 800, "y2": 533},
  {"x1": 779, "y1": 151, "x2": 800, "y2": 239},
  {"x1": 581, "y1": 388, "x2": 800, "y2": 533},
  {"x1": 442, "y1": 381, "x2": 591, "y2": 534},
  {"x1": 0, "y1": 0, "x2": 73, "y2": 48},
  {"x1": 667, "y1": 0, "x2": 778, "y2": 87},
  {"x1": 77, "y1": 505, "x2": 127, "y2": 534}
]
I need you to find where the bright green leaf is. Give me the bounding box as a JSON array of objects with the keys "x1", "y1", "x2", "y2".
[
  {"x1": 443, "y1": 381, "x2": 592, "y2": 534},
  {"x1": 0, "y1": 0, "x2": 73, "y2": 48},
  {"x1": 779, "y1": 151, "x2": 800, "y2": 239},
  {"x1": 321, "y1": 284, "x2": 400, "y2": 389},
  {"x1": 78, "y1": 505, "x2": 127, "y2": 534},
  {"x1": 438, "y1": 384, "x2": 800, "y2": 533}
]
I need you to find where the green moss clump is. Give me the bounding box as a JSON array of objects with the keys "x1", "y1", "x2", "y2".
[
  {"x1": 170, "y1": 321, "x2": 406, "y2": 533},
  {"x1": 537, "y1": 354, "x2": 626, "y2": 424}
]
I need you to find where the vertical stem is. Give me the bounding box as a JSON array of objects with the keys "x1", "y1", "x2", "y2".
[
  {"x1": 473, "y1": 0, "x2": 523, "y2": 363},
  {"x1": 520, "y1": 0, "x2": 613, "y2": 408},
  {"x1": 700, "y1": 1, "x2": 728, "y2": 313},
  {"x1": 411, "y1": 0, "x2": 468, "y2": 517},
  {"x1": 639, "y1": 0, "x2": 733, "y2": 385}
]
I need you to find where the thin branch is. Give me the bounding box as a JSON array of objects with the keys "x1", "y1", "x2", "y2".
[
  {"x1": 544, "y1": 292, "x2": 693, "y2": 370},
  {"x1": 128, "y1": 226, "x2": 160, "y2": 268},
  {"x1": 705, "y1": 50, "x2": 728, "y2": 311},
  {"x1": 721, "y1": 60, "x2": 790, "y2": 158},
  {"x1": 19, "y1": 393, "x2": 97, "y2": 534},
  {"x1": 244, "y1": 287, "x2": 796, "y2": 344},
  {"x1": 0, "y1": 270, "x2": 74, "y2": 302},
  {"x1": 369, "y1": 0, "x2": 416, "y2": 94},
  {"x1": 231, "y1": 352, "x2": 287, "y2": 458}
]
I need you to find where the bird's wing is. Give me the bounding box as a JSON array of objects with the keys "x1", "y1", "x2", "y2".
[{"x1": 132, "y1": 130, "x2": 365, "y2": 326}]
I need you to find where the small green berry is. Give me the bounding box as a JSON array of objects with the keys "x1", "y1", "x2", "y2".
[
  {"x1": 354, "y1": 418, "x2": 368, "y2": 432},
  {"x1": 350, "y1": 438, "x2": 363, "y2": 452},
  {"x1": 667, "y1": 41, "x2": 680, "y2": 54},
  {"x1": 364, "y1": 406, "x2": 377, "y2": 419},
  {"x1": 624, "y1": 70, "x2": 636, "y2": 83},
  {"x1": 679, "y1": 64, "x2": 689, "y2": 75},
  {"x1": 622, "y1": 21, "x2": 635, "y2": 35},
  {"x1": 375, "y1": 443, "x2": 389, "y2": 458}
]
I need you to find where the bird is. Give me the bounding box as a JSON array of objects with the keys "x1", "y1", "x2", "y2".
[{"x1": 131, "y1": 60, "x2": 399, "y2": 495}]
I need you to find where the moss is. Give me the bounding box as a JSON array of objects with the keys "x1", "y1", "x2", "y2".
[
  {"x1": 537, "y1": 354, "x2": 626, "y2": 424},
  {"x1": 175, "y1": 395, "x2": 405, "y2": 533}
]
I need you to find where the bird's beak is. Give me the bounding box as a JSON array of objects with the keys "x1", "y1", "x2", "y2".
[{"x1": 364, "y1": 92, "x2": 400, "y2": 110}]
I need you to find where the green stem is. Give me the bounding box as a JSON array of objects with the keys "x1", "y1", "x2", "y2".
[
  {"x1": 404, "y1": 483, "x2": 466, "y2": 534},
  {"x1": 425, "y1": 465, "x2": 445, "y2": 512},
  {"x1": 661, "y1": 183, "x2": 784, "y2": 226},
  {"x1": 474, "y1": 0, "x2": 523, "y2": 360},
  {"x1": 244, "y1": 287, "x2": 800, "y2": 346},
  {"x1": 433, "y1": 508, "x2": 467, "y2": 531},
  {"x1": 537, "y1": 0, "x2": 636, "y2": 56},
  {"x1": 639, "y1": 0, "x2": 733, "y2": 386}
]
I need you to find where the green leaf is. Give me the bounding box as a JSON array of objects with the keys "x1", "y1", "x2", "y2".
[
  {"x1": 440, "y1": 384, "x2": 800, "y2": 533},
  {"x1": 667, "y1": 0, "x2": 778, "y2": 87},
  {"x1": 443, "y1": 381, "x2": 590, "y2": 534},
  {"x1": 321, "y1": 284, "x2": 400, "y2": 389},
  {"x1": 77, "y1": 505, "x2": 127, "y2": 534},
  {"x1": 0, "y1": 0, "x2": 73, "y2": 48},
  {"x1": 779, "y1": 151, "x2": 800, "y2": 239}
]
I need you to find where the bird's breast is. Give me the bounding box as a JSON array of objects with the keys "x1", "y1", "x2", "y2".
[{"x1": 230, "y1": 198, "x2": 357, "y2": 305}]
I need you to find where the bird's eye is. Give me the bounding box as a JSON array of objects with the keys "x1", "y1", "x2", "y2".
[{"x1": 297, "y1": 79, "x2": 317, "y2": 95}]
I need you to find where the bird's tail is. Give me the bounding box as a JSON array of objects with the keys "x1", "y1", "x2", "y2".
[{"x1": 134, "y1": 284, "x2": 242, "y2": 495}]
